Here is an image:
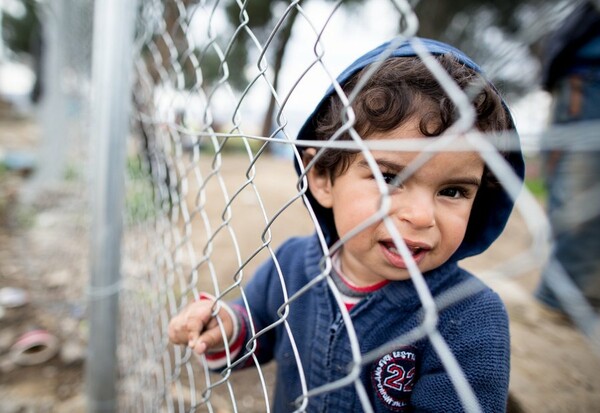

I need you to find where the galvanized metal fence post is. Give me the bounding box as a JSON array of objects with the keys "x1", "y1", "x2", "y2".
[{"x1": 86, "y1": 0, "x2": 138, "y2": 412}]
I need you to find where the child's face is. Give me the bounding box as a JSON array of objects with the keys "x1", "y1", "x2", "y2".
[{"x1": 308, "y1": 119, "x2": 485, "y2": 286}]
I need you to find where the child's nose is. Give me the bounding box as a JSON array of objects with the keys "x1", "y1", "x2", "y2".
[{"x1": 393, "y1": 192, "x2": 435, "y2": 229}]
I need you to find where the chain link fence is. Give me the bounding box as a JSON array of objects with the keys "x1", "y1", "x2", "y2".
[{"x1": 108, "y1": 0, "x2": 600, "y2": 412}]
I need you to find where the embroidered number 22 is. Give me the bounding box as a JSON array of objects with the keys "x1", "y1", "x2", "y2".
[{"x1": 383, "y1": 364, "x2": 416, "y2": 392}]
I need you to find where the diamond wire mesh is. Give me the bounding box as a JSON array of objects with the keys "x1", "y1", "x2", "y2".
[{"x1": 118, "y1": 0, "x2": 600, "y2": 412}]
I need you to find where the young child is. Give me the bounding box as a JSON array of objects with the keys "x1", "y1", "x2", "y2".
[{"x1": 168, "y1": 38, "x2": 524, "y2": 412}]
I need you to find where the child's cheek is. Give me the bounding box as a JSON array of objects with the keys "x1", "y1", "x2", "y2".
[{"x1": 355, "y1": 190, "x2": 382, "y2": 220}]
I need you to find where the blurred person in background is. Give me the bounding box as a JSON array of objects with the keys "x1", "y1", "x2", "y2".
[{"x1": 536, "y1": 0, "x2": 600, "y2": 315}]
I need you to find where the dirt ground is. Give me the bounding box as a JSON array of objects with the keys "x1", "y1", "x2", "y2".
[{"x1": 1, "y1": 112, "x2": 600, "y2": 412}]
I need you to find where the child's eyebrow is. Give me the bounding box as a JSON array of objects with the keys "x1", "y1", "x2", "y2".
[
  {"x1": 443, "y1": 176, "x2": 482, "y2": 187},
  {"x1": 358, "y1": 158, "x2": 482, "y2": 187},
  {"x1": 357, "y1": 158, "x2": 405, "y2": 173}
]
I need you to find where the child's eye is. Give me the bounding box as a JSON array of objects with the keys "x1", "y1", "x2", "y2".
[
  {"x1": 381, "y1": 173, "x2": 400, "y2": 186},
  {"x1": 439, "y1": 187, "x2": 468, "y2": 199}
]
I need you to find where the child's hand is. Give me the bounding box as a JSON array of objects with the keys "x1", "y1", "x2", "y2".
[{"x1": 168, "y1": 296, "x2": 234, "y2": 355}]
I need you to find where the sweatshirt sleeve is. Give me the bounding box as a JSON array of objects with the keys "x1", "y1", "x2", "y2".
[
  {"x1": 202, "y1": 301, "x2": 247, "y2": 370},
  {"x1": 210, "y1": 241, "x2": 296, "y2": 370},
  {"x1": 409, "y1": 290, "x2": 510, "y2": 412}
]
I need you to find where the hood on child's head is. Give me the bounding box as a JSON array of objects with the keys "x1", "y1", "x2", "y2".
[{"x1": 294, "y1": 37, "x2": 525, "y2": 262}]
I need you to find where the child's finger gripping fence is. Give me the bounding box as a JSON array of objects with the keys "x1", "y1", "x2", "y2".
[{"x1": 117, "y1": 0, "x2": 600, "y2": 412}]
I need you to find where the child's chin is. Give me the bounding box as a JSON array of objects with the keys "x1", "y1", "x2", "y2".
[{"x1": 386, "y1": 270, "x2": 412, "y2": 282}]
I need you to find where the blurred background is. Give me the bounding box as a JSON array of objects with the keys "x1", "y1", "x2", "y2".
[{"x1": 1, "y1": 0, "x2": 599, "y2": 412}]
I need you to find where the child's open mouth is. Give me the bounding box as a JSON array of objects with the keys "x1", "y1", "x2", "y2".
[{"x1": 379, "y1": 240, "x2": 429, "y2": 268}]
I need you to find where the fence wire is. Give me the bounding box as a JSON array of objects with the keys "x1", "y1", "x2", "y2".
[{"x1": 118, "y1": 0, "x2": 599, "y2": 412}]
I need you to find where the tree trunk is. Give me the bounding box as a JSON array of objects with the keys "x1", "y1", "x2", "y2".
[{"x1": 261, "y1": 7, "x2": 299, "y2": 138}]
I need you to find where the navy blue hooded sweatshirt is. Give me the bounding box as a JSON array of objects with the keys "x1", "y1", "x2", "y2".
[{"x1": 226, "y1": 38, "x2": 525, "y2": 412}]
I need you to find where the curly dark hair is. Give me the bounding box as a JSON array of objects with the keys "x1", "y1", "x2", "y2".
[{"x1": 310, "y1": 53, "x2": 510, "y2": 179}]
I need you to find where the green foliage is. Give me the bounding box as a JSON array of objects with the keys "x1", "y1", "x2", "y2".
[
  {"x1": 125, "y1": 156, "x2": 156, "y2": 224},
  {"x1": 1, "y1": 0, "x2": 40, "y2": 55},
  {"x1": 225, "y1": 0, "x2": 273, "y2": 29},
  {"x1": 413, "y1": 0, "x2": 550, "y2": 40},
  {"x1": 14, "y1": 203, "x2": 36, "y2": 229},
  {"x1": 199, "y1": 135, "x2": 266, "y2": 156},
  {"x1": 63, "y1": 163, "x2": 80, "y2": 182},
  {"x1": 413, "y1": 0, "x2": 562, "y2": 96},
  {"x1": 215, "y1": 0, "x2": 364, "y2": 93},
  {"x1": 196, "y1": 39, "x2": 249, "y2": 91},
  {"x1": 126, "y1": 156, "x2": 148, "y2": 180},
  {"x1": 525, "y1": 176, "x2": 547, "y2": 199}
]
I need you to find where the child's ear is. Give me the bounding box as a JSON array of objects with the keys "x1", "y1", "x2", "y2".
[{"x1": 303, "y1": 148, "x2": 334, "y2": 209}]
